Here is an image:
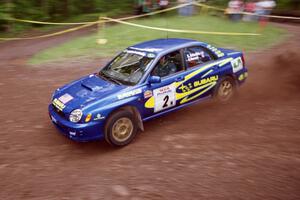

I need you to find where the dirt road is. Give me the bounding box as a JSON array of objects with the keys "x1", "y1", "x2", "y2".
[{"x1": 0, "y1": 24, "x2": 299, "y2": 200}]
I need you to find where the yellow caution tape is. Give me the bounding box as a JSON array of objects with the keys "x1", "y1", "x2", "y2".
[
  {"x1": 102, "y1": 17, "x2": 261, "y2": 36},
  {"x1": 6, "y1": 17, "x2": 95, "y2": 25},
  {"x1": 0, "y1": 21, "x2": 100, "y2": 41},
  {"x1": 240, "y1": 12, "x2": 300, "y2": 20}
]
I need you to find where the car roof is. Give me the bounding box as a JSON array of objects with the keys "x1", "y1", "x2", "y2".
[{"x1": 128, "y1": 38, "x2": 206, "y2": 54}]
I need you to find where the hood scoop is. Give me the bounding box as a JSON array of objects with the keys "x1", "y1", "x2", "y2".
[{"x1": 81, "y1": 80, "x2": 103, "y2": 92}]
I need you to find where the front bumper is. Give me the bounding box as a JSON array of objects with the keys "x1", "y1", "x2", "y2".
[{"x1": 48, "y1": 105, "x2": 105, "y2": 142}]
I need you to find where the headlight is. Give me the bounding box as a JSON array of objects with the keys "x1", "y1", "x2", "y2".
[{"x1": 69, "y1": 109, "x2": 83, "y2": 123}]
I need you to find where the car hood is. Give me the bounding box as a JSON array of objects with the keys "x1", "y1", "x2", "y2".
[{"x1": 53, "y1": 74, "x2": 125, "y2": 113}]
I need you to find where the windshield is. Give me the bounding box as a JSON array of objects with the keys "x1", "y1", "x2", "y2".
[{"x1": 99, "y1": 51, "x2": 154, "y2": 85}]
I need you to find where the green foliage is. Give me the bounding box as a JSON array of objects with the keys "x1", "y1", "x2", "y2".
[
  {"x1": 0, "y1": 0, "x2": 135, "y2": 33},
  {"x1": 0, "y1": 2, "x2": 14, "y2": 31}
]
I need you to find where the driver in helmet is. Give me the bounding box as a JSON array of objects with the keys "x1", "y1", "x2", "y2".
[{"x1": 153, "y1": 53, "x2": 178, "y2": 77}]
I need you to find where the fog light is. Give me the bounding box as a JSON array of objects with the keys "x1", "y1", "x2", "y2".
[
  {"x1": 85, "y1": 114, "x2": 92, "y2": 122},
  {"x1": 69, "y1": 131, "x2": 76, "y2": 136}
]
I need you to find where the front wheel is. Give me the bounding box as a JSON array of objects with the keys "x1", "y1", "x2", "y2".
[
  {"x1": 214, "y1": 76, "x2": 236, "y2": 103},
  {"x1": 104, "y1": 110, "x2": 138, "y2": 147}
]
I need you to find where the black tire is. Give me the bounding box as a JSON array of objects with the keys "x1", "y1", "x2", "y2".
[
  {"x1": 214, "y1": 76, "x2": 236, "y2": 103},
  {"x1": 104, "y1": 109, "x2": 138, "y2": 147}
]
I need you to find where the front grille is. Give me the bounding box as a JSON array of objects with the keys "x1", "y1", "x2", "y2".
[{"x1": 51, "y1": 104, "x2": 66, "y2": 119}]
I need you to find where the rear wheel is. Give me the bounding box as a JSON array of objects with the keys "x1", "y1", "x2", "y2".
[
  {"x1": 104, "y1": 110, "x2": 138, "y2": 147},
  {"x1": 214, "y1": 76, "x2": 236, "y2": 103}
]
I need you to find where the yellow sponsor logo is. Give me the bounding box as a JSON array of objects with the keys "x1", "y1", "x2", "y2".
[
  {"x1": 179, "y1": 82, "x2": 216, "y2": 104},
  {"x1": 176, "y1": 75, "x2": 218, "y2": 103},
  {"x1": 178, "y1": 75, "x2": 218, "y2": 93},
  {"x1": 52, "y1": 98, "x2": 66, "y2": 111}
]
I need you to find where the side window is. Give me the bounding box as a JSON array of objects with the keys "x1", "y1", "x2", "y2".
[
  {"x1": 185, "y1": 46, "x2": 213, "y2": 68},
  {"x1": 151, "y1": 50, "x2": 184, "y2": 78}
]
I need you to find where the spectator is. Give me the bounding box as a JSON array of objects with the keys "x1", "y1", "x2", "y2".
[
  {"x1": 256, "y1": 0, "x2": 276, "y2": 16},
  {"x1": 135, "y1": 0, "x2": 152, "y2": 14},
  {"x1": 227, "y1": 0, "x2": 244, "y2": 21},
  {"x1": 178, "y1": 0, "x2": 194, "y2": 16},
  {"x1": 243, "y1": 0, "x2": 257, "y2": 21},
  {"x1": 255, "y1": 0, "x2": 276, "y2": 27},
  {"x1": 158, "y1": 0, "x2": 169, "y2": 10}
]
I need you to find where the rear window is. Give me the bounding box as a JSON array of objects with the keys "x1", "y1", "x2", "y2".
[{"x1": 184, "y1": 46, "x2": 213, "y2": 68}]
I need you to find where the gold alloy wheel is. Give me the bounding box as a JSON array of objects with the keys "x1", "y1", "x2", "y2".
[
  {"x1": 112, "y1": 117, "x2": 133, "y2": 143},
  {"x1": 218, "y1": 80, "x2": 234, "y2": 101}
]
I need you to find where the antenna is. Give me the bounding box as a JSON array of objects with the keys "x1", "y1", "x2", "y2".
[
  {"x1": 166, "y1": 14, "x2": 169, "y2": 39},
  {"x1": 167, "y1": 17, "x2": 169, "y2": 39}
]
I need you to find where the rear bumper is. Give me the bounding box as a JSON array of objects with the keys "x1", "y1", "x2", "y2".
[{"x1": 48, "y1": 105, "x2": 105, "y2": 142}]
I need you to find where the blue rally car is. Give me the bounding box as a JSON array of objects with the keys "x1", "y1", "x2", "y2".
[{"x1": 49, "y1": 38, "x2": 248, "y2": 147}]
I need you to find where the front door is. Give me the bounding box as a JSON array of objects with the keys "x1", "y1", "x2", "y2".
[{"x1": 144, "y1": 49, "x2": 185, "y2": 115}]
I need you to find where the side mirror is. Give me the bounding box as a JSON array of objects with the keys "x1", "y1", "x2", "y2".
[{"x1": 148, "y1": 76, "x2": 161, "y2": 84}]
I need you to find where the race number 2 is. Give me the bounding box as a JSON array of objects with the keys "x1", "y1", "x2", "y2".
[{"x1": 153, "y1": 83, "x2": 176, "y2": 113}]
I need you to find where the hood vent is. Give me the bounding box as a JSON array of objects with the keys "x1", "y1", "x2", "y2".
[{"x1": 81, "y1": 81, "x2": 103, "y2": 92}]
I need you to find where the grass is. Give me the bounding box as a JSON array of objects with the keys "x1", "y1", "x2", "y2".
[{"x1": 29, "y1": 14, "x2": 287, "y2": 65}]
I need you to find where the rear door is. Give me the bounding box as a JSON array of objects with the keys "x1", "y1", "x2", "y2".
[{"x1": 175, "y1": 46, "x2": 220, "y2": 104}]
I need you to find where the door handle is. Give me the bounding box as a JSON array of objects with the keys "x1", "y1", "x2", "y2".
[{"x1": 176, "y1": 76, "x2": 184, "y2": 81}]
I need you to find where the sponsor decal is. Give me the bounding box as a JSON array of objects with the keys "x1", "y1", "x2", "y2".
[
  {"x1": 207, "y1": 44, "x2": 225, "y2": 58},
  {"x1": 124, "y1": 50, "x2": 146, "y2": 57},
  {"x1": 129, "y1": 47, "x2": 162, "y2": 52},
  {"x1": 52, "y1": 98, "x2": 66, "y2": 111},
  {"x1": 231, "y1": 57, "x2": 243, "y2": 73},
  {"x1": 178, "y1": 75, "x2": 219, "y2": 93},
  {"x1": 147, "y1": 53, "x2": 156, "y2": 58},
  {"x1": 144, "y1": 90, "x2": 153, "y2": 99},
  {"x1": 94, "y1": 114, "x2": 105, "y2": 120},
  {"x1": 117, "y1": 88, "x2": 142, "y2": 100},
  {"x1": 179, "y1": 83, "x2": 216, "y2": 104},
  {"x1": 186, "y1": 51, "x2": 205, "y2": 62},
  {"x1": 58, "y1": 93, "x2": 73, "y2": 104},
  {"x1": 153, "y1": 83, "x2": 176, "y2": 113}
]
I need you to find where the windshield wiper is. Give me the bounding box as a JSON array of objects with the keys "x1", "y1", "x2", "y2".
[
  {"x1": 98, "y1": 71, "x2": 108, "y2": 81},
  {"x1": 109, "y1": 77, "x2": 122, "y2": 85},
  {"x1": 99, "y1": 71, "x2": 122, "y2": 85}
]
